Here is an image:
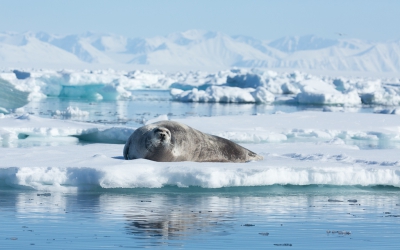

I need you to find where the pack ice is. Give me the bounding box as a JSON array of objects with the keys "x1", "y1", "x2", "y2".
[{"x1": 0, "y1": 68, "x2": 400, "y2": 112}]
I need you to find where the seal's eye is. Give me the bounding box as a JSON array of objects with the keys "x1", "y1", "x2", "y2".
[
  {"x1": 154, "y1": 128, "x2": 163, "y2": 134},
  {"x1": 154, "y1": 128, "x2": 169, "y2": 142}
]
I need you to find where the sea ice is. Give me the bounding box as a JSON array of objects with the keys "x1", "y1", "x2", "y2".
[
  {"x1": 170, "y1": 86, "x2": 275, "y2": 103},
  {"x1": 0, "y1": 112, "x2": 399, "y2": 191},
  {"x1": 0, "y1": 78, "x2": 29, "y2": 112},
  {"x1": 1, "y1": 68, "x2": 399, "y2": 105}
]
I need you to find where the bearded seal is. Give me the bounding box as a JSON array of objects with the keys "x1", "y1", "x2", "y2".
[{"x1": 123, "y1": 120, "x2": 263, "y2": 163}]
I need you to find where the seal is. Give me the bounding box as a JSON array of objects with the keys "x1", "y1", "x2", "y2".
[{"x1": 123, "y1": 120, "x2": 263, "y2": 163}]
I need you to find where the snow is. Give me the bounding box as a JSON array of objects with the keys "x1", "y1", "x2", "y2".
[
  {"x1": 0, "y1": 111, "x2": 399, "y2": 191},
  {"x1": 1, "y1": 68, "x2": 400, "y2": 107}
]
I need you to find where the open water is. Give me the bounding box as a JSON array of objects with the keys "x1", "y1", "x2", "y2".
[
  {"x1": 21, "y1": 90, "x2": 377, "y2": 124},
  {"x1": 1, "y1": 186, "x2": 400, "y2": 249}
]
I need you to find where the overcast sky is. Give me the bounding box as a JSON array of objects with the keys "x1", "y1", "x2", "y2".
[{"x1": 1, "y1": 0, "x2": 399, "y2": 41}]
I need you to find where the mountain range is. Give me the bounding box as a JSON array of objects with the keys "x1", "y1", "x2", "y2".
[{"x1": 0, "y1": 30, "x2": 399, "y2": 73}]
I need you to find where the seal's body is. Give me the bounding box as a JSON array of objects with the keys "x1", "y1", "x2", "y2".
[{"x1": 123, "y1": 121, "x2": 263, "y2": 163}]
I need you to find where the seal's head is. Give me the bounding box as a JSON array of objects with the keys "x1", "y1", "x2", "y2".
[
  {"x1": 145, "y1": 127, "x2": 172, "y2": 152},
  {"x1": 153, "y1": 127, "x2": 171, "y2": 144}
]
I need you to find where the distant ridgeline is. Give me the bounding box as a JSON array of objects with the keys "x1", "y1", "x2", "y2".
[{"x1": 0, "y1": 30, "x2": 399, "y2": 72}]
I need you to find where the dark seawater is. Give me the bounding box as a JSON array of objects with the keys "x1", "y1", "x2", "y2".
[{"x1": 1, "y1": 186, "x2": 400, "y2": 249}]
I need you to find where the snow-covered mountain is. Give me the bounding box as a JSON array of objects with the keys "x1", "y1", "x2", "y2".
[{"x1": 0, "y1": 30, "x2": 399, "y2": 73}]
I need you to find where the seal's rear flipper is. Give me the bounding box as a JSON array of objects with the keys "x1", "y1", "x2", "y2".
[{"x1": 248, "y1": 151, "x2": 263, "y2": 161}]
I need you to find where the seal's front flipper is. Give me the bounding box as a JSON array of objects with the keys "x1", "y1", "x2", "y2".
[{"x1": 123, "y1": 143, "x2": 130, "y2": 160}]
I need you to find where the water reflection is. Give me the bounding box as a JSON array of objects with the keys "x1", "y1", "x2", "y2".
[
  {"x1": 1, "y1": 187, "x2": 400, "y2": 249},
  {"x1": 123, "y1": 195, "x2": 235, "y2": 242}
]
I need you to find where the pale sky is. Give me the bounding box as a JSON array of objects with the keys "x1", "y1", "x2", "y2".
[{"x1": 1, "y1": 0, "x2": 399, "y2": 41}]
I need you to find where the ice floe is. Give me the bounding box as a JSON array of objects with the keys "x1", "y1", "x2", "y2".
[
  {"x1": 0, "y1": 142, "x2": 399, "y2": 191},
  {"x1": 0, "y1": 112, "x2": 400, "y2": 190},
  {"x1": 1, "y1": 68, "x2": 400, "y2": 106}
]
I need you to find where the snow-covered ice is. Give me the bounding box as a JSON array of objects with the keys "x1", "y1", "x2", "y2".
[{"x1": 1, "y1": 111, "x2": 399, "y2": 191}]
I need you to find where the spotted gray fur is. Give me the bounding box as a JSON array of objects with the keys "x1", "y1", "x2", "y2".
[{"x1": 123, "y1": 121, "x2": 263, "y2": 163}]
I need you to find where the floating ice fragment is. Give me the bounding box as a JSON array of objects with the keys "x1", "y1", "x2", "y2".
[
  {"x1": 327, "y1": 230, "x2": 351, "y2": 235},
  {"x1": 0, "y1": 107, "x2": 8, "y2": 114},
  {"x1": 52, "y1": 106, "x2": 89, "y2": 117},
  {"x1": 37, "y1": 193, "x2": 51, "y2": 197},
  {"x1": 0, "y1": 78, "x2": 29, "y2": 110},
  {"x1": 13, "y1": 70, "x2": 30, "y2": 79}
]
